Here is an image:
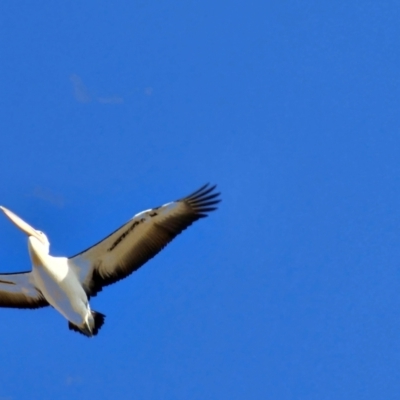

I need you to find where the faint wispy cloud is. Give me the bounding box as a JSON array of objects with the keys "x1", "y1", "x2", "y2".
[
  {"x1": 29, "y1": 186, "x2": 65, "y2": 208},
  {"x1": 70, "y1": 74, "x2": 124, "y2": 104},
  {"x1": 70, "y1": 74, "x2": 91, "y2": 103},
  {"x1": 65, "y1": 375, "x2": 82, "y2": 386},
  {"x1": 98, "y1": 96, "x2": 124, "y2": 104}
]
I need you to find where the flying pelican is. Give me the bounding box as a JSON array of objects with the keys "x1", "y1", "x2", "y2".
[{"x1": 0, "y1": 184, "x2": 220, "y2": 337}]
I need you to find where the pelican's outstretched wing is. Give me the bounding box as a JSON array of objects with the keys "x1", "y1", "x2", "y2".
[
  {"x1": 0, "y1": 271, "x2": 48, "y2": 309},
  {"x1": 69, "y1": 184, "x2": 221, "y2": 297}
]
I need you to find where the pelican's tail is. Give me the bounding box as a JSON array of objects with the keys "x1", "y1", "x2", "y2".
[
  {"x1": 91, "y1": 311, "x2": 106, "y2": 335},
  {"x1": 68, "y1": 310, "x2": 106, "y2": 337}
]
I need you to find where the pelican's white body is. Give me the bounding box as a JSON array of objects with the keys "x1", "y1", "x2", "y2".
[
  {"x1": 0, "y1": 184, "x2": 220, "y2": 336},
  {"x1": 28, "y1": 236, "x2": 92, "y2": 328}
]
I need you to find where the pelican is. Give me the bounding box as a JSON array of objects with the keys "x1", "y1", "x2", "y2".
[{"x1": 0, "y1": 184, "x2": 220, "y2": 337}]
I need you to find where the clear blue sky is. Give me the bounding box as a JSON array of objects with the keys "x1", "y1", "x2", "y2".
[{"x1": 0, "y1": 1, "x2": 399, "y2": 399}]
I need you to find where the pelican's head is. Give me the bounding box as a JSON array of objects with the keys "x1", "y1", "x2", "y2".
[{"x1": 0, "y1": 206, "x2": 50, "y2": 256}]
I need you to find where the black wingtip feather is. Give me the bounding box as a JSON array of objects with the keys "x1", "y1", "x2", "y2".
[
  {"x1": 183, "y1": 184, "x2": 221, "y2": 215},
  {"x1": 198, "y1": 200, "x2": 221, "y2": 207},
  {"x1": 189, "y1": 185, "x2": 217, "y2": 200},
  {"x1": 186, "y1": 183, "x2": 212, "y2": 198},
  {"x1": 199, "y1": 207, "x2": 218, "y2": 213}
]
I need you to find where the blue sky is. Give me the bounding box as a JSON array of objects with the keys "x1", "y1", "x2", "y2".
[{"x1": 0, "y1": 1, "x2": 400, "y2": 399}]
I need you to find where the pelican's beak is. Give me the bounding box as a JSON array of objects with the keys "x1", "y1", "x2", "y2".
[{"x1": 0, "y1": 206, "x2": 44, "y2": 243}]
